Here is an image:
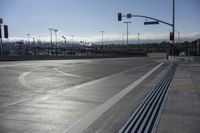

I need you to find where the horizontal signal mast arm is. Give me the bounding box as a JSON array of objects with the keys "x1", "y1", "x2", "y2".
[{"x1": 132, "y1": 15, "x2": 173, "y2": 27}]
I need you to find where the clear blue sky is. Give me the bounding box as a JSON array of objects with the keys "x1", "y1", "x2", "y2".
[{"x1": 0, "y1": 0, "x2": 200, "y2": 42}]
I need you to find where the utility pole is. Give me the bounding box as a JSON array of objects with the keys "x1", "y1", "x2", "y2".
[
  {"x1": 100, "y1": 31, "x2": 105, "y2": 45},
  {"x1": 123, "y1": 22, "x2": 131, "y2": 45}
]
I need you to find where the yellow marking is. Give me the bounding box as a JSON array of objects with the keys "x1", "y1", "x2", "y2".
[
  {"x1": 170, "y1": 83, "x2": 200, "y2": 90},
  {"x1": 143, "y1": 83, "x2": 200, "y2": 90},
  {"x1": 143, "y1": 83, "x2": 156, "y2": 88}
]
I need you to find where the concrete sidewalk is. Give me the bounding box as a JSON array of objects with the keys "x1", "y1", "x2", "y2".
[{"x1": 157, "y1": 62, "x2": 200, "y2": 133}]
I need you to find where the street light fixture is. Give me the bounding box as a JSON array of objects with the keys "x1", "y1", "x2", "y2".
[{"x1": 62, "y1": 36, "x2": 67, "y2": 45}]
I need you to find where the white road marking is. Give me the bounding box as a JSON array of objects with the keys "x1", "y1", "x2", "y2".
[
  {"x1": 0, "y1": 63, "x2": 31, "y2": 68},
  {"x1": 18, "y1": 71, "x2": 32, "y2": 88},
  {"x1": 59, "y1": 64, "x2": 151, "y2": 94},
  {"x1": 62, "y1": 62, "x2": 163, "y2": 133},
  {"x1": 0, "y1": 98, "x2": 31, "y2": 109},
  {"x1": 53, "y1": 68, "x2": 81, "y2": 78}
]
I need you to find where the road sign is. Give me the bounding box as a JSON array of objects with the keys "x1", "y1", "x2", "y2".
[
  {"x1": 127, "y1": 13, "x2": 132, "y2": 18},
  {"x1": 144, "y1": 21, "x2": 159, "y2": 25}
]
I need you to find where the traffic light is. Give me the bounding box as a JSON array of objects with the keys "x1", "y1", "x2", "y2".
[
  {"x1": 170, "y1": 32, "x2": 174, "y2": 41},
  {"x1": 118, "y1": 13, "x2": 122, "y2": 21},
  {"x1": 4, "y1": 25, "x2": 8, "y2": 38}
]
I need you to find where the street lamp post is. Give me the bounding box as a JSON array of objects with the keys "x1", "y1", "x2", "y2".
[
  {"x1": 175, "y1": 31, "x2": 180, "y2": 43},
  {"x1": 26, "y1": 34, "x2": 30, "y2": 44},
  {"x1": 54, "y1": 29, "x2": 58, "y2": 54},
  {"x1": 122, "y1": 34, "x2": 125, "y2": 45},
  {"x1": 26, "y1": 34, "x2": 30, "y2": 54},
  {"x1": 0, "y1": 25, "x2": 2, "y2": 55},
  {"x1": 62, "y1": 36, "x2": 67, "y2": 45},
  {"x1": 137, "y1": 33, "x2": 140, "y2": 44},
  {"x1": 48, "y1": 28, "x2": 53, "y2": 46},
  {"x1": 123, "y1": 22, "x2": 131, "y2": 45},
  {"x1": 71, "y1": 35, "x2": 74, "y2": 44},
  {"x1": 100, "y1": 31, "x2": 105, "y2": 45}
]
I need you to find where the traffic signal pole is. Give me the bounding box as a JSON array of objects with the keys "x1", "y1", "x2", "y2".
[
  {"x1": 172, "y1": 0, "x2": 175, "y2": 56},
  {"x1": 118, "y1": 0, "x2": 175, "y2": 56}
]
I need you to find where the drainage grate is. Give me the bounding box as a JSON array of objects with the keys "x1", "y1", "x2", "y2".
[{"x1": 119, "y1": 64, "x2": 177, "y2": 133}]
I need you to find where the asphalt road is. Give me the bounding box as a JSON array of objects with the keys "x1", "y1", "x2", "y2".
[{"x1": 0, "y1": 57, "x2": 164, "y2": 133}]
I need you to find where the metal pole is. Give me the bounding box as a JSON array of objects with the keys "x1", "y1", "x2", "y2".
[
  {"x1": 172, "y1": 0, "x2": 175, "y2": 56},
  {"x1": 122, "y1": 34, "x2": 126, "y2": 45},
  {"x1": 124, "y1": 22, "x2": 131, "y2": 45},
  {"x1": 100, "y1": 31, "x2": 105, "y2": 45},
  {"x1": 0, "y1": 19, "x2": 3, "y2": 55},
  {"x1": 0, "y1": 38, "x2": 2, "y2": 55},
  {"x1": 177, "y1": 31, "x2": 180, "y2": 43},
  {"x1": 197, "y1": 40, "x2": 199, "y2": 56},
  {"x1": 127, "y1": 23, "x2": 128, "y2": 45},
  {"x1": 122, "y1": 34, "x2": 124, "y2": 45},
  {"x1": 71, "y1": 35, "x2": 74, "y2": 44},
  {"x1": 137, "y1": 33, "x2": 140, "y2": 44},
  {"x1": 48, "y1": 28, "x2": 53, "y2": 46},
  {"x1": 26, "y1": 34, "x2": 30, "y2": 44},
  {"x1": 54, "y1": 29, "x2": 58, "y2": 54},
  {"x1": 62, "y1": 36, "x2": 67, "y2": 45},
  {"x1": 26, "y1": 34, "x2": 30, "y2": 55}
]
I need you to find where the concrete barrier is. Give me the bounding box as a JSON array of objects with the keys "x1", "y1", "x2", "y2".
[
  {"x1": 168, "y1": 56, "x2": 196, "y2": 62},
  {"x1": 147, "y1": 53, "x2": 167, "y2": 58}
]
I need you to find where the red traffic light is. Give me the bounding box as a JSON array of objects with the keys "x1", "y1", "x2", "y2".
[
  {"x1": 170, "y1": 32, "x2": 174, "y2": 41},
  {"x1": 118, "y1": 13, "x2": 122, "y2": 21}
]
